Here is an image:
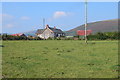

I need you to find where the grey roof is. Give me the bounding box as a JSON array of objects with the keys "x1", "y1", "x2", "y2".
[
  {"x1": 64, "y1": 31, "x2": 77, "y2": 36},
  {"x1": 36, "y1": 27, "x2": 65, "y2": 34},
  {"x1": 24, "y1": 33, "x2": 37, "y2": 37},
  {"x1": 49, "y1": 27, "x2": 64, "y2": 34},
  {"x1": 36, "y1": 29, "x2": 44, "y2": 34}
]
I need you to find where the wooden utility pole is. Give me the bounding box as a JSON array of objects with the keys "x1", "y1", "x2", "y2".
[
  {"x1": 85, "y1": 0, "x2": 88, "y2": 43},
  {"x1": 43, "y1": 18, "x2": 45, "y2": 39}
]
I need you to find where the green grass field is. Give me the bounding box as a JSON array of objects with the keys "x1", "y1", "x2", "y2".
[{"x1": 2, "y1": 40, "x2": 118, "y2": 78}]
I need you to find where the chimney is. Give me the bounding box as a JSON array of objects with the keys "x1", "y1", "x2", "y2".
[
  {"x1": 46, "y1": 24, "x2": 49, "y2": 29},
  {"x1": 54, "y1": 26, "x2": 56, "y2": 29}
]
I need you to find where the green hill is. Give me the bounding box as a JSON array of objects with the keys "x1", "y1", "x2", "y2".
[{"x1": 65, "y1": 19, "x2": 118, "y2": 36}]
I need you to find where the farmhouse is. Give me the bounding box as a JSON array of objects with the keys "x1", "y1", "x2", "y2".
[{"x1": 36, "y1": 25, "x2": 65, "y2": 39}]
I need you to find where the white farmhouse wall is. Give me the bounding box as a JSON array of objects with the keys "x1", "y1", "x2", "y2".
[{"x1": 38, "y1": 28, "x2": 54, "y2": 39}]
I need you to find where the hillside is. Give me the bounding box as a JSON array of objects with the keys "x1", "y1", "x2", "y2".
[
  {"x1": 65, "y1": 19, "x2": 118, "y2": 36},
  {"x1": 23, "y1": 30, "x2": 37, "y2": 37},
  {"x1": 22, "y1": 19, "x2": 118, "y2": 37}
]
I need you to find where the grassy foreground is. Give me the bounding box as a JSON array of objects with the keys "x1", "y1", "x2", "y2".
[{"x1": 2, "y1": 40, "x2": 118, "y2": 78}]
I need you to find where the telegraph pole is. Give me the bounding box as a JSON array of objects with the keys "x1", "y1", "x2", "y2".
[
  {"x1": 43, "y1": 18, "x2": 45, "y2": 39},
  {"x1": 85, "y1": 0, "x2": 88, "y2": 44}
]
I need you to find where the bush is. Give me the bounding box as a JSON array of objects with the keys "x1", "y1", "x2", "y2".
[
  {"x1": 1, "y1": 32, "x2": 120, "y2": 40},
  {"x1": 87, "y1": 32, "x2": 120, "y2": 40}
]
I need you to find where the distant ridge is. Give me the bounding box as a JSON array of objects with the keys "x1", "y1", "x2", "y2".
[
  {"x1": 65, "y1": 19, "x2": 118, "y2": 36},
  {"x1": 23, "y1": 30, "x2": 37, "y2": 37},
  {"x1": 14, "y1": 19, "x2": 118, "y2": 37}
]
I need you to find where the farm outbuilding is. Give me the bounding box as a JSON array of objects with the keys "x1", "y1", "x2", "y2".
[
  {"x1": 77, "y1": 30, "x2": 92, "y2": 36},
  {"x1": 11, "y1": 33, "x2": 26, "y2": 37}
]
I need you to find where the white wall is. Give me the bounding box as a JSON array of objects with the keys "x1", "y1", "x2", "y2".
[{"x1": 38, "y1": 28, "x2": 54, "y2": 39}]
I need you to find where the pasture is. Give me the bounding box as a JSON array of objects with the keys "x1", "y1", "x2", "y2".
[{"x1": 2, "y1": 40, "x2": 118, "y2": 78}]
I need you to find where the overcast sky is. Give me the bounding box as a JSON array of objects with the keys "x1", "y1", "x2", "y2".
[{"x1": 1, "y1": 2, "x2": 118, "y2": 34}]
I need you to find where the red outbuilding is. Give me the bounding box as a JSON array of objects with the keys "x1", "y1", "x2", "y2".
[
  {"x1": 77, "y1": 30, "x2": 92, "y2": 36},
  {"x1": 11, "y1": 33, "x2": 26, "y2": 36}
]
